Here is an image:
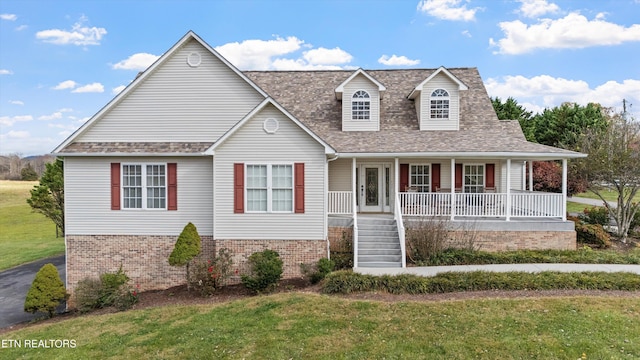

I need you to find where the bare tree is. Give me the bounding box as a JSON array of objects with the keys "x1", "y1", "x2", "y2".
[{"x1": 575, "y1": 111, "x2": 640, "y2": 242}]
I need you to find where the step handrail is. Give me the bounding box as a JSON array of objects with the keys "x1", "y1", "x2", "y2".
[{"x1": 394, "y1": 193, "x2": 406, "y2": 268}]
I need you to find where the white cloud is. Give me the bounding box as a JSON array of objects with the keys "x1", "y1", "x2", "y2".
[
  {"x1": 0, "y1": 69, "x2": 13, "y2": 75},
  {"x1": 15, "y1": 24, "x2": 27, "y2": 31},
  {"x1": 53, "y1": 80, "x2": 77, "y2": 90},
  {"x1": 461, "y1": 30, "x2": 472, "y2": 37},
  {"x1": 302, "y1": 47, "x2": 352, "y2": 65},
  {"x1": 485, "y1": 75, "x2": 640, "y2": 114},
  {"x1": 38, "y1": 112, "x2": 63, "y2": 121},
  {"x1": 112, "y1": 53, "x2": 159, "y2": 70},
  {"x1": 0, "y1": 115, "x2": 33, "y2": 126},
  {"x1": 517, "y1": 0, "x2": 559, "y2": 18},
  {"x1": 71, "y1": 82, "x2": 104, "y2": 93},
  {"x1": 417, "y1": 0, "x2": 481, "y2": 21},
  {"x1": 7, "y1": 130, "x2": 29, "y2": 139},
  {"x1": 215, "y1": 36, "x2": 305, "y2": 70},
  {"x1": 0, "y1": 14, "x2": 17, "y2": 21},
  {"x1": 378, "y1": 54, "x2": 420, "y2": 66},
  {"x1": 490, "y1": 12, "x2": 640, "y2": 55},
  {"x1": 36, "y1": 15, "x2": 107, "y2": 46},
  {"x1": 112, "y1": 85, "x2": 126, "y2": 95},
  {"x1": 268, "y1": 59, "x2": 343, "y2": 70},
  {"x1": 9, "y1": 100, "x2": 24, "y2": 106}
]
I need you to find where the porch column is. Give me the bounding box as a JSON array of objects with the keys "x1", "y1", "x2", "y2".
[
  {"x1": 352, "y1": 157, "x2": 358, "y2": 268},
  {"x1": 528, "y1": 160, "x2": 533, "y2": 192},
  {"x1": 394, "y1": 158, "x2": 399, "y2": 212},
  {"x1": 450, "y1": 158, "x2": 455, "y2": 221},
  {"x1": 562, "y1": 158, "x2": 567, "y2": 221},
  {"x1": 506, "y1": 158, "x2": 511, "y2": 221}
]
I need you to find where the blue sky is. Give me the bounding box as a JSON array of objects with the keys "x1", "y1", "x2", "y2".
[{"x1": 1, "y1": 0, "x2": 639, "y2": 156}]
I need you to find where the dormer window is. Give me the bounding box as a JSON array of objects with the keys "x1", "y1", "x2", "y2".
[
  {"x1": 430, "y1": 89, "x2": 449, "y2": 119},
  {"x1": 352, "y1": 90, "x2": 371, "y2": 120}
]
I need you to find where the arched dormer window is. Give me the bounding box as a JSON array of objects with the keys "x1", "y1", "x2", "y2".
[
  {"x1": 352, "y1": 90, "x2": 370, "y2": 120},
  {"x1": 430, "y1": 89, "x2": 449, "y2": 119}
]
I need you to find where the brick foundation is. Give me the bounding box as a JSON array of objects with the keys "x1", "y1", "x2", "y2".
[
  {"x1": 450, "y1": 230, "x2": 576, "y2": 251},
  {"x1": 66, "y1": 235, "x2": 327, "y2": 303}
]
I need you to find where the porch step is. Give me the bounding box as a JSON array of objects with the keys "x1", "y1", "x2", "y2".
[
  {"x1": 359, "y1": 248, "x2": 402, "y2": 256},
  {"x1": 359, "y1": 230, "x2": 398, "y2": 237},
  {"x1": 358, "y1": 242, "x2": 401, "y2": 250},
  {"x1": 358, "y1": 261, "x2": 403, "y2": 268},
  {"x1": 356, "y1": 217, "x2": 403, "y2": 268}
]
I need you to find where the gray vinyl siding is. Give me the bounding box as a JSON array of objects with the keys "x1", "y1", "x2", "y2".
[
  {"x1": 329, "y1": 158, "x2": 352, "y2": 191},
  {"x1": 64, "y1": 156, "x2": 213, "y2": 236},
  {"x1": 214, "y1": 104, "x2": 326, "y2": 240},
  {"x1": 78, "y1": 39, "x2": 264, "y2": 142},
  {"x1": 499, "y1": 160, "x2": 524, "y2": 191},
  {"x1": 341, "y1": 75, "x2": 380, "y2": 131},
  {"x1": 419, "y1": 73, "x2": 460, "y2": 131}
]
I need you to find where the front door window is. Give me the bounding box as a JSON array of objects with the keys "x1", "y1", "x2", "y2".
[{"x1": 365, "y1": 167, "x2": 379, "y2": 206}]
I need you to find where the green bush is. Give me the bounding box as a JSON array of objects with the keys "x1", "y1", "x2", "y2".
[
  {"x1": 241, "y1": 249, "x2": 283, "y2": 293},
  {"x1": 169, "y1": 222, "x2": 202, "y2": 289},
  {"x1": 24, "y1": 263, "x2": 67, "y2": 318},
  {"x1": 322, "y1": 270, "x2": 640, "y2": 295},
  {"x1": 74, "y1": 267, "x2": 138, "y2": 312},
  {"x1": 300, "y1": 258, "x2": 335, "y2": 284},
  {"x1": 189, "y1": 248, "x2": 234, "y2": 296},
  {"x1": 330, "y1": 230, "x2": 353, "y2": 270},
  {"x1": 579, "y1": 206, "x2": 610, "y2": 226},
  {"x1": 576, "y1": 223, "x2": 612, "y2": 248}
]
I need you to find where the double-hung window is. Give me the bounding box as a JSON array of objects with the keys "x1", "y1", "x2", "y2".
[
  {"x1": 246, "y1": 164, "x2": 293, "y2": 212},
  {"x1": 464, "y1": 164, "x2": 484, "y2": 193},
  {"x1": 122, "y1": 164, "x2": 166, "y2": 209},
  {"x1": 351, "y1": 90, "x2": 371, "y2": 120},
  {"x1": 410, "y1": 164, "x2": 430, "y2": 192},
  {"x1": 430, "y1": 89, "x2": 449, "y2": 119}
]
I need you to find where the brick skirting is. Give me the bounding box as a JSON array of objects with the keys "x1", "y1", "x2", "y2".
[
  {"x1": 453, "y1": 230, "x2": 577, "y2": 251},
  {"x1": 66, "y1": 235, "x2": 327, "y2": 300}
]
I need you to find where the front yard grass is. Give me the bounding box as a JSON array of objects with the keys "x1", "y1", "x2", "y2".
[
  {"x1": 2, "y1": 293, "x2": 639, "y2": 359},
  {"x1": 0, "y1": 180, "x2": 64, "y2": 270}
]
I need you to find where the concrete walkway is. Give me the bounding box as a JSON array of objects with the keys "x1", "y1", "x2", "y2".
[
  {"x1": 356, "y1": 263, "x2": 640, "y2": 277},
  {"x1": 568, "y1": 196, "x2": 616, "y2": 208},
  {"x1": 0, "y1": 255, "x2": 66, "y2": 329}
]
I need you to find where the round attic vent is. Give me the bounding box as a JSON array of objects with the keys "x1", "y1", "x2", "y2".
[
  {"x1": 263, "y1": 118, "x2": 279, "y2": 134},
  {"x1": 187, "y1": 52, "x2": 202, "y2": 67}
]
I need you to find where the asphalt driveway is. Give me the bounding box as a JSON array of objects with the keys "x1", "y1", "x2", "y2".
[{"x1": 0, "y1": 255, "x2": 66, "y2": 329}]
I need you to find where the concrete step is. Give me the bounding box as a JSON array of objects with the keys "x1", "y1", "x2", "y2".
[
  {"x1": 357, "y1": 261, "x2": 403, "y2": 268},
  {"x1": 358, "y1": 248, "x2": 402, "y2": 256},
  {"x1": 358, "y1": 230, "x2": 398, "y2": 237},
  {"x1": 358, "y1": 242, "x2": 401, "y2": 250},
  {"x1": 358, "y1": 254, "x2": 402, "y2": 263},
  {"x1": 358, "y1": 219, "x2": 396, "y2": 227},
  {"x1": 359, "y1": 235, "x2": 401, "y2": 243},
  {"x1": 358, "y1": 224, "x2": 397, "y2": 232}
]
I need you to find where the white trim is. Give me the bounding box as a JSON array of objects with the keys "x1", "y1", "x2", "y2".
[
  {"x1": 335, "y1": 68, "x2": 386, "y2": 100},
  {"x1": 244, "y1": 163, "x2": 294, "y2": 214},
  {"x1": 351, "y1": 89, "x2": 371, "y2": 121},
  {"x1": 206, "y1": 98, "x2": 336, "y2": 155},
  {"x1": 336, "y1": 151, "x2": 586, "y2": 159},
  {"x1": 53, "y1": 30, "x2": 268, "y2": 154},
  {"x1": 408, "y1": 66, "x2": 468, "y2": 99}
]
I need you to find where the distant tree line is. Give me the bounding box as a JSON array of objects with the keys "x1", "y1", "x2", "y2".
[{"x1": 0, "y1": 153, "x2": 56, "y2": 180}]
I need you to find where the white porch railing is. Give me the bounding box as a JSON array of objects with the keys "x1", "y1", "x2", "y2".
[
  {"x1": 394, "y1": 193, "x2": 406, "y2": 268},
  {"x1": 399, "y1": 191, "x2": 563, "y2": 218},
  {"x1": 328, "y1": 191, "x2": 352, "y2": 214}
]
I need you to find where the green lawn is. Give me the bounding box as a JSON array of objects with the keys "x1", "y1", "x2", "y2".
[
  {"x1": 0, "y1": 180, "x2": 64, "y2": 270},
  {"x1": 2, "y1": 293, "x2": 639, "y2": 359},
  {"x1": 574, "y1": 189, "x2": 640, "y2": 203}
]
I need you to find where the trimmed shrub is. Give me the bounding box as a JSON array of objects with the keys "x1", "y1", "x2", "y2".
[
  {"x1": 169, "y1": 222, "x2": 202, "y2": 289},
  {"x1": 74, "y1": 266, "x2": 138, "y2": 312},
  {"x1": 24, "y1": 263, "x2": 67, "y2": 318},
  {"x1": 322, "y1": 270, "x2": 640, "y2": 295},
  {"x1": 189, "y1": 248, "x2": 234, "y2": 296},
  {"x1": 300, "y1": 257, "x2": 335, "y2": 284},
  {"x1": 579, "y1": 206, "x2": 610, "y2": 226},
  {"x1": 568, "y1": 215, "x2": 612, "y2": 248},
  {"x1": 241, "y1": 249, "x2": 283, "y2": 293}
]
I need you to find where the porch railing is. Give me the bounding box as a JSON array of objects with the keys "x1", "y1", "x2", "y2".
[
  {"x1": 398, "y1": 191, "x2": 563, "y2": 218},
  {"x1": 393, "y1": 193, "x2": 406, "y2": 268},
  {"x1": 328, "y1": 191, "x2": 352, "y2": 214}
]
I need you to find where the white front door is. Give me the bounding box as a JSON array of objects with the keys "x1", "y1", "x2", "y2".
[{"x1": 358, "y1": 164, "x2": 390, "y2": 213}]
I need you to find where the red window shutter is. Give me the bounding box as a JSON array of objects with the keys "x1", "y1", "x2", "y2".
[
  {"x1": 294, "y1": 163, "x2": 305, "y2": 213},
  {"x1": 234, "y1": 163, "x2": 244, "y2": 213},
  {"x1": 111, "y1": 163, "x2": 120, "y2": 210},
  {"x1": 431, "y1": 164, "x2": 441, "y2": 192},
  {"x1": 167, "y1": 163, "x2": 177, "y2": 210},
  {"x1": 485, "y1": 163, "x2": 495, "y2": 188},
  {"x1": 399, "y1": 164, "x2": 409, "y2": 191},
  {"x1": 455, "y1": 164, "x2": 463, "y2": 190}
]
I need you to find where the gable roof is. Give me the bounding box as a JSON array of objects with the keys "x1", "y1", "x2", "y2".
[
  {"x1": 53, "y1": 31, "x2": 268, "y2": 154},
  {"x1": 206, "y1": 98, "x2": 336, "y2": 155},
  {"x1": 244, "y1": 68, "x2": 584, "y2": 159},
  {"x1": 407, "y1": 66, "x2": 469, "y2": 99},
  {"x1": 334, "y1": 68, "x2": 387, "y2": 100}
]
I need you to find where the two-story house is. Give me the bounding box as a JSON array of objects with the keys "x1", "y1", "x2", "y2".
[{"x1": 54, "y1": 31, "x2": 584, "y2": 293}]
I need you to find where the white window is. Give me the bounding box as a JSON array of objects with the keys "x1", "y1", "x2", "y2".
[
  {"x1": 352, "y1": 90, "x2": 370, "y2": 120},
  {"x1": 246, "y1": 164, "x2": 293, "y2": 213},
  {"x1": 122, "y1": 164, "x2": 166, "y2": 209},
  {"x1": 430, "y1": 89, "x2": 449, "y2": 119},
  {"x1": 464, "y1": 164, "x2": 484, "y2": 193},
  {"x1": 410, "y1": 164, "x2": 430, "y2": 192}
]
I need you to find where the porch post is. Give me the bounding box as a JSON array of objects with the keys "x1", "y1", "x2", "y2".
[
  {"x1": 506, "y1": 158, "x2": 511, "y2": 221},
  {"x1": 352, "y1": 157, "x2": 358, "y2": 268},
  {"x1": 450, "y1": 158, "x2": 455, "y2": 221},
  {"x1": 528, "y1": 160, "x2": 533, "y2": 191},
  {"x1": 394, "y1": 158, "x2": 399, "y2": 212},
  {"x1": 562, "y1": 158, "x2": 567, "y2": 221}
]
